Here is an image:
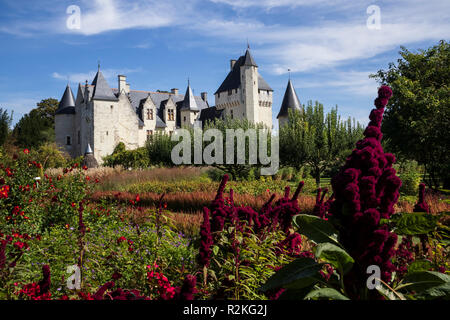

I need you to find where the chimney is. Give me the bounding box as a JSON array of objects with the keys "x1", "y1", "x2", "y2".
[
  {"x1": 118, "y1": 75, "x2": 129, "y2": 94},
  {"x1": 171, "y1": 88, "x2": 179, "y2": 95},
  {"x1": 201, "y1": 92, "x2": 208, "y2": 103},
  {"x1": 230, "y1": 59, "x2": 237, "y2": 70}
]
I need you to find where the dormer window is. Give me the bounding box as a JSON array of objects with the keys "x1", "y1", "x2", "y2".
[
  {"x1": 147, "y1": 109, "x2": 153, "y2": 120},
  {"x1": 168, "y1": 109, "x2": 174, "y2": 121}
]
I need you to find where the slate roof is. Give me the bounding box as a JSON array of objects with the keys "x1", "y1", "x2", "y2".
[
  {"x1": 276, "y1": 80, "x2": 302, "y2": 119},
  {"x1": 243, "y1": 49, "x2": 257, "y2": 67},
  {"x1": 179, "y1": 83, "x2": 199, "y2": 111},
  {"x1": 91, "y1": 70, "x2": 119, "y2": 101},
  {"x1": 215, "y1": 49, "x2": 272, "y2": 94},
  {"x1": 56, "y1": 85, "x2": 76, "y2": 115},
  {"x1": 110, "y1": 85, "x2": 209, "y2": 128},
  {"x1": 199, "y1": 106, "x2": 224, "y2": 127}
]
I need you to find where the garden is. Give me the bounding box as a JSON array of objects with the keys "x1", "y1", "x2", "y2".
[{"x1": 1, "y1": 85, "x2": 449, "y2": 301}]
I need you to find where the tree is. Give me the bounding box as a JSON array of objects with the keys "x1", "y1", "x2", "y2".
[
  {"x1": 12, "y1": 98, "x2": 58, "y2": 149},
  {"x1": 371, "y1": 40, "x2": 450, "y2": 189},
  {"x1": 0, "y1": 108, "x2": 13, "y2": 147},
  {"x1": 146, "y1": 131, "x2": 178, "y2": 166},
  {"x1": 13, "y1": 110, "x2": 54, "y2": 148},
  {"x1": 280, "y1": 102, "x2": 363, "y2": 186},
  {"x1": 35, "y1": 98, "x2": 59, "y2": 124},
  {"x1": 203, "y1": 117, "x2": 271, "y2": 180}
]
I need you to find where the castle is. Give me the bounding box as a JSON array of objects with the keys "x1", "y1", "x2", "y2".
[{"x1": 55, "y1": 47, "x2": 302, "y2": 164}]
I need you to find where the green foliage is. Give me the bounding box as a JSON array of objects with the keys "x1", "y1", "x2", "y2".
[
  {"x1": 0, "y1": 108, "x2": 13, "y2": 146},
  {"x1": 103, "y1": 143, "x2": 149, "y2": 169},
  {"x1": 304, "y1": 288, "x2": 350, "y2": 300},
  {"x1": 371, "y1": 40, "x2": 450, "y2": 189},
  {"x1": 146, "y1": 132, "x2": 178, "y2": 166},
  {"x1": 203, "y1": 117, "x2": 271, "y2": 180},
  {"x1": 315, "y1": 243, "x2": 354, "y2": 274},
  {"x1": 13, "y1": 110, "x2": 53, "y2": 148},
  {"x1": 279, "y1": 104, "x2": 363, "y2": 186},
  {"x1": 395, "y1": 160, "x2": 422, "y2": 195},
  {"x1": 31, "y1": 142, "x2": 69, "y2": 169},
  {"x1": 293, "y1": 214, "x2": 340, "y2": 246},
  {"x1": 260, "y1": 258, "x2": 323, "y2": 292},
  {"x1": 401, "y1": 271, "x2": 450, "y2": 299},
  {"x1": 205, "y1": 225, "x2": 292, "y2": 300},
  {"x1": 389, "y1": 212, "x2": 441, "y2": 235}
]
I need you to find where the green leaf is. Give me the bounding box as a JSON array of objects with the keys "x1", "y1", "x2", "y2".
[
  {"x1": 392, "y1": 213, "x2": 440, "y2": 235},
  {"x1": 212, "y1": 245, "x2": 219, "y2": 255},
  {"x1": 407, "y1": 260, "x2": 433, "y2": 273},
  {"x1": 304, "y1": 288, "x2": 349, "y2": 300},
  {"x1": 293, "y1": 214, "x2": 340, "y2": 246},
  {"x1": 260, "y1": 258, "x2": 323, "y2": 292},
  {"x1": 315, "y1": 243, "x2": 354, "y2": 274},
  {"x1": 402, "y1": 271, "x2": 450, "y2": 299},
  {"x1": 278, "y1": 285, "x2": 316, "y2": 300}
]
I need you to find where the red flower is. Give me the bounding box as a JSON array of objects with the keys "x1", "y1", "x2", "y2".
[
  {"x1": 82, "y1": 165, "x2": 88, "y2": 170},
  {"x1": 135, "y1": 195, "x2": 140, "y2": 202},
  {"x1": 23, "y1": 149, "x2": 29, "y2": 154},
  {"x1": 117, "y1": 236, "x2": 127, "y2": 244}
]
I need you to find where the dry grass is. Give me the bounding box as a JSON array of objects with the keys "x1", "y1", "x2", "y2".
[
  {"x1": 90, "y1": 190, "x2": 317, "y2": 214},
  {"x1": 45, "y1": 166, "x2": 124, "y2": 180},
  {"x1": 95, "y1": 166, "x2": 208, "y2": 191},
  {"x1": 395, "y1": 192, "x2": 450, "y2": 214}
]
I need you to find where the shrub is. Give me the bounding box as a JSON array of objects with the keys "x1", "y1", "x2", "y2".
[
  {"x1": 395, "y1": 160, "x2": 422, "y2": 195},
  {"x1": 103, "y1": 146, "x2": 149, "y2": 169}
]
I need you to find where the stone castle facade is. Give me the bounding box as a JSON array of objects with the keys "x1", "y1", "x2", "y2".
[{"x1": 55, "y1": 47, "x2": 301, "y2": 164}]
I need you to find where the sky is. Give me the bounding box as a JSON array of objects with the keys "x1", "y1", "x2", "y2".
[{"x1": 0, "y1": 0, "x2": 449, "y2": 130}]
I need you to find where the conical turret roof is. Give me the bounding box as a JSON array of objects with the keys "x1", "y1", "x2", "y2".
[
  {"x1": 91, "y1": 70, "x2": 118, "y2": 101},
  {"x1": 85, "y1": 143, "x2": 93, "y2": 155},
  {"x1": 180, "y1": 82, "x2": 199, "y2": 111},
  {"x1": 56, "y1": 84, "x2": 76, "y2": 114},
  {"x1": 277, "y1": 79, "x2": 302, "y2": 119},
  {"x1": 243, "y1": 48, "x2": 257, "y2": 67}
]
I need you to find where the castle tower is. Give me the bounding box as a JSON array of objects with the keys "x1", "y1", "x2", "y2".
[
  {"x1": 55, "y1": 84, "x2": 76, "y2": 157},
  {"x1": 179, "y1": 81, "x2": 200, "y2": 127},
  {"x1": 90, "y1": 68, "x2": 119, "y2": 163},
  {"x1": 277, "y1": 79, "x2": 302, "y2": 128},
  {"x1": 215, "y1": 47, "x2": 273, "y2": 129}
]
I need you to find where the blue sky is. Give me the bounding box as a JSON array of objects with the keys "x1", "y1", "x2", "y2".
[{"x1": 0, "y1": 0, "x2": 449, "y2": 130}]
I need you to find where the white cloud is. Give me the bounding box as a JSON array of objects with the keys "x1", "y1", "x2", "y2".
[
  {"x1": 63, "y1": 0, "x2": 189, "y2": 36},
  {"x1": 0, "y1": 97, "x2": 41, "y2": 125},
  {"x1": 192, "y1": 1, "x2": 450, "y2": 74},
  {"x1": 295, "y1": 70, "x2": 379, "y2": 96},
  {"x1": 52, "y1": 67, "x2": 142, "y2": 84}
]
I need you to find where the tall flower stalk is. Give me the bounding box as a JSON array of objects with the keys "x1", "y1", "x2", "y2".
[{"x1": 328, "y1": 86, "x2": 401, "y2": 298}]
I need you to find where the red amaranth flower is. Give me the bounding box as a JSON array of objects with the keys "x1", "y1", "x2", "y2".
[
  {"x1": 198, "y1": 207, "x2": 213, "y2": 268},
  {"x1": 327, "y1": 86, "x2": 400, "y2": 298},
  {"x1": 177, "y1": 274, "x2": 197, "y2": 300},
  {"x1": 413, "y1": 183, "x2": 430, "y2": 213}
]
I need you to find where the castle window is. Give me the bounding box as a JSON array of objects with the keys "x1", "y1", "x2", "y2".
[
  {"x1": 77, "y1": 131, "x2": 80, "y2": 144},
  {"x1": 66, "y1": 136, "x2": 71, "y2": 145},
  {"x1": 228, "y1": 90, "x2": 232, "y2": 96},
  {"x1": 147, "y1": 130, "x2": 153, "y2": 136},
  {"x1": 184, "y1": 116, "x2": 186, "y2": 122},
  {"x1": 230, "y1": 110, "x2": 233, "y2": 119},
  {"x1": 168, "y1": 109, "x2": 174, "y2": 121},
  {"x1": 147, "y1": 109, "x2": 153, "y2": 120}
]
